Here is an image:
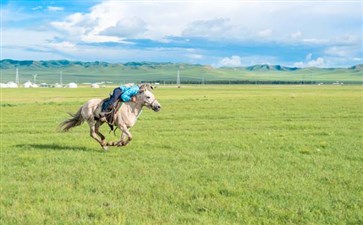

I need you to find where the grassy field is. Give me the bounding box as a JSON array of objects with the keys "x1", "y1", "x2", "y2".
[
  {"x1": 1, "y1": 60, "x2": 362, "y2": 84},
  {"x1": 1, "y1": 85, "x2": 362, "y2": 224}
]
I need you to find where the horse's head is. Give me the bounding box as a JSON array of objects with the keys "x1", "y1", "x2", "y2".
[{"x1": 137, "y1": 84, "x2": 161, "y2": 112}]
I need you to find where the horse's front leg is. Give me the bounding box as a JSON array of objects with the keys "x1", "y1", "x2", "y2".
[
  {"x1": 121, "y1": 124, "x2": 132, "y2": 146},
  {"x1": 112, "y1": 125, "x2": 132, "y2": 147}
]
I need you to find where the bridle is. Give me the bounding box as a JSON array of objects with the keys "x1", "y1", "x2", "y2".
[
  {"x1": 146, "y1": 98, "x2": 157, "y2": 108},
  {"x1": 137, "y1": 92, "x2": 156, "y2": 108}
]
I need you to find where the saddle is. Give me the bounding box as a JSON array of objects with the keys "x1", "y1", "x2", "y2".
[{"x1": 98, "y1": 98, "x2": 123, "y2": 126}]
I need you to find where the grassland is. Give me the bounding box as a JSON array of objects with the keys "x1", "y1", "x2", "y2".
[
  {"x1": 1, "y1": 85, "x2": 362, "y2": 224},
  {"x1": 1, "y1": 60, "x2": 362, "y2": 84}
]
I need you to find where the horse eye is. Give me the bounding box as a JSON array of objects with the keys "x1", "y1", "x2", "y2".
[{"x1": 146, "y1": 96, "x2": 151, "y2": 99}]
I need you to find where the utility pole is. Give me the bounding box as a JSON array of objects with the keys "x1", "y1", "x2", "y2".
[
  {"x1": 177, "y1": 70, "x2": 180, "y2": 88},
  {"x1": 60, "y1": 71, "x2": 63, "y2": 85},
  {"x1": 15, "y1": 67, "x2": 19, "y2": 84}
]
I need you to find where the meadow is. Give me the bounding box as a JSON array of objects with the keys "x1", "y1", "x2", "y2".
[
  {"x1": 1, "y1": 60, "x2": 362, "y2": 84},
  {"x1": 1, "y1": 85, "x2": 362, "y2": 224}
]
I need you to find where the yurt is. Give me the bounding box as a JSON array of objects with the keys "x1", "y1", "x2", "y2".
[
  {"x1": 0, "y1": 83, "x2": 8, "y2": 88},
  {"x1": 66, "y1": 82, "x2": 78, "y2": 88},
  {"x1": 91, "y1": 83, "x2": 100, "y2": 88},
  {"x1": 54, "y1": 83, "x2": 63, "y2": 88},
  {"x1": 6, "y1": 82, "x2": 18, "y2": 88},
  {"x1": 23, "y1": 81, "x2": 33, "y2": 88}
]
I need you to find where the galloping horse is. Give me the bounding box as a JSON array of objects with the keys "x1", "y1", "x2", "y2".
[{"x1": 59, "y1": 84, "x2": 161, "y2": 150}]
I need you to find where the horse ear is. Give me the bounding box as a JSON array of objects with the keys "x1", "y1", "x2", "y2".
[{"x1": 139, "y1": 83, "x2": 153, "y2": 92}]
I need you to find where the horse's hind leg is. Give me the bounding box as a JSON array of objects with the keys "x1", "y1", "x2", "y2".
[
  {"x1": 89, "y1": 123, "x2": 108, "y2": 151},
  {"x1": 95, "y1": 121, "x2": 106, "y2": 143}
]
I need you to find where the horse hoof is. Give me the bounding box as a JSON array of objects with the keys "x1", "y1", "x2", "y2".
[{"x1": 102, "y1": 145, "x2": 108, "y2": 151}]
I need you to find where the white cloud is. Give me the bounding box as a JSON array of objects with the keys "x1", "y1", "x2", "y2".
[
  {"x1": 48, "y1": 41, "x2": 76, "y2": 51},
  {"x1": 307, "y1": 57, "x2": 325, "y2": 67},
  {"x1": 187, "y1": 54, "x2": 203, "y2": 60},
  {"x1": 101, "y1": 17, "x2": 147, "y2": 38},
  {"x1": 257, "y1": 29, "x2": 272, "y2": 38},
  {"x1": 182, "y1": 18, "x2": 236, "y2": 39},
  {"x1": 302, "y1": 38, "x2": 328, "y2": 44},
  {"x1": 50, "y1": 1, "x2": 362, "y2": 44},
  {"x1": 217, "y1": 56, "x2": 242, "y2": 67},
  {"x1": 47, "y1": 6, "x2": 64, "y2": 12},
  {"x1": 294, "y1": 57, "x2": 325, "y2": 68},
  {"x1": 291, "y1": 30, "x2": 302, "y2": 39},
  {"x1": 2, "y1": 1, "x2": 362, "y2": 66},
  {"x1": 32, "y1": 6, "x2": 42, "y2": 10},
  {"x1": 325, "y1": 46, "x2": 353, "y2": 57},
  {"x1": 293, "y1": 62, "x2": 305, "y2": 68}
]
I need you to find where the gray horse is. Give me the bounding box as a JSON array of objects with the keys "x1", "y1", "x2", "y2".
[{"x1": 59, "y1": 84, "x2": 161, "y2": 150}]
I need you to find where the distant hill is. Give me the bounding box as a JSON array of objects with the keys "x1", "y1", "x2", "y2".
[
  {"x1": 349, "y1": 64, "x2": 363, "y2": 71},
  {"x1": 1, "y1": 59, "x2": 362, "y2": 84},
  {"x1": 245, "y1": 64, "x2": 299, "y2": 71}
]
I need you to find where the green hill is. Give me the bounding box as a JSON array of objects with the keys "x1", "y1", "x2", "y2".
[{"x1": 1, "y1": 59, "x2": 362, "y2": 84}]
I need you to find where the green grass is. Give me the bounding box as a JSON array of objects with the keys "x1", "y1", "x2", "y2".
[
  {"x1": 1, "y1": 61, "x2": 362, "y2": 84},
  {"x1": 1, "y1": 85, "x2": 362, "y2": 224}
]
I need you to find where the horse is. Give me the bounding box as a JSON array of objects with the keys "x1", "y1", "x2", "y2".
[{"x1": 59, "y1": 84, "x2": 161, "y2": 150}]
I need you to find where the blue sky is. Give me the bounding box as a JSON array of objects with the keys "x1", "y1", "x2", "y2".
[{"x1": 1, "y1": 0, "x2": 362, "y2": 67}]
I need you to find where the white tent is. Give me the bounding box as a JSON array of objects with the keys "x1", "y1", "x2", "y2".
[
  {"x1": 6, "y1": 82, "x2": 18, "y2": 88},
  {"x1": 0, "y1": 83, "x2": 8, "y2": 88},
  {"x1": 23, "y1": 81, "x2": 39, "y2": 88},
  {"x1": 23, "y1": 81, "x2": 33, "y2": 88},
  {"x1": 91, "y1": 83, "x2": 100, "y2": 88},
  {"x1": 54, "y1": 83, "x2": 63, "y2": 88},
  {"x1": 66, "y1": 82, "x2": 78, "y2": 88}
]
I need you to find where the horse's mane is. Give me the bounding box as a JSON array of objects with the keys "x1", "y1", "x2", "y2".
[{"x1": 139, "y1": 83, "x2": 154, "y2": 92}]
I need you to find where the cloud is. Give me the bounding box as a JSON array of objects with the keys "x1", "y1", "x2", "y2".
[
  {"x1": 186, "y1": 54, "x2": 203, "y2": 60},
  {"x1": 32, "y1": 6, "x2": 42, "y2": 10},
  {"x1": 325, "y1": 46, "x2": 354, "y2": 57},
  {"x1": 217, "y1": 56, "x2": 242, "y2": 67},
  {"x1": 306, "y1": 53, "x2": 312, "y2": 61},
  {"x1": 257, "y1": 29, "x2": 272, "y2": 38},
  {"x1": 2, "y1": 1, "x2": 362, "y2": 66},
  {"x1": 101, "y1": 17, "x2": 148, "y2": 38},
  {"x1": 48, "y1": 1, "x2": 362, "y2": 46},
  {"x1": 291, "y1": 30, "x2": 302, "y2": 39},
  {"x1": 294, "y1": 56, "x2": 325, "y2": 68},
  {"x1": 182, "y1": 18, "x2": 234, "y2": 38},
  {"x1": 48, "y1": 41, "x2": 76, "y2": 51},
  {"x1": 302, "y1": 38, "x2": 329, "y2": 44},
  {"x1": 47, "y1": 6, "x2": 64, "y2": 12},
  {"x1": 293, "y1": 62, "x2": 305, "y2": 68},
  {"x1": 307, "y1": 57, "x2": 325, "y2": 67}
]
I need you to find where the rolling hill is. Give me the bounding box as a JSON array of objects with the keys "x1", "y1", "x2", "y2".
[{"x1": 1, "y1": 59, "x2": 362, "y2": 84}]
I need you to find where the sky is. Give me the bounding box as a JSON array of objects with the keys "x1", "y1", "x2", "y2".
[{"x1": 1, "y1": 0, "x2": 362, "y2": 67}]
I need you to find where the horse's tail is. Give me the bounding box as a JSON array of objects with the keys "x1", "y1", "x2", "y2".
[{"x1": 59, "y1": 107, "x2": 84, "y2": 132}]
